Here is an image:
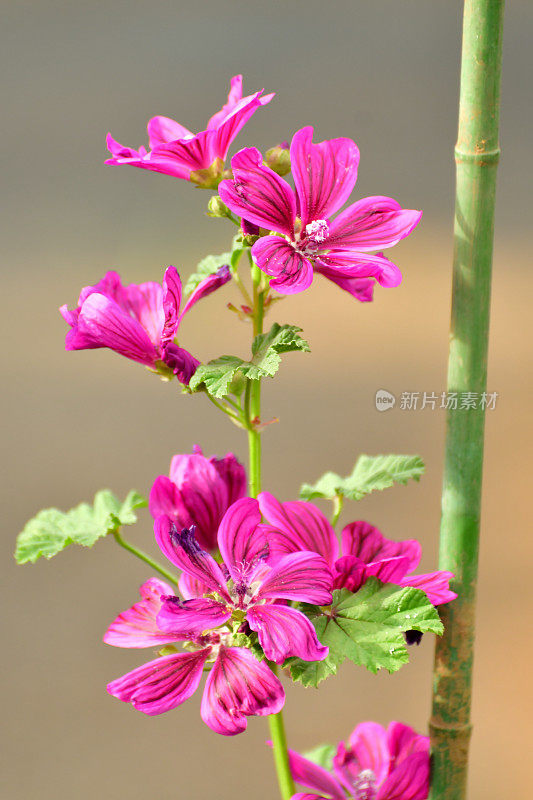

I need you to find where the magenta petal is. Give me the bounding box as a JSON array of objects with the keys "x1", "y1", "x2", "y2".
[
  {"x1": 103, "y1": 578, "x2": 178, "y2": 648},
  {"x1": 258, "y1": 493, "x2": 338, "y2": 564},
  {"x1": 315, "y1": 251, "x2": 402, "y2": 288},
  {"x1": 327, "y1": 196, "x2": 422, "y2": 252},
  {"x1": 347, "y1": 722, "x2": 391, "y2": 787},
  {"x1": 341, "y1": 522, "x2": 422, "y2": 573},
  {"x1": 200, "y1": 646, "x2": 284, "y2": 735},
  {"x1": 255, "y1": 552, "x2": 333, "y2": 605},
  {"x1": 217, "y1": 498, "x2": 269, "y2": 583},
  {"x1": 314, "y1": 267, "x2": 376, "y2": 302},
  {"x1": 288, "y1": 749, "x2": 345, "y2": 800},
  {"x1": 107, "y1": 649, "x2": 209, "y2": 716},
  {"x1": 251, "y1": 236, "x2": 314, "y2": 294},
  {"x1": 377, "y1": 751, "x2": 430, "y2": 800},
  {"x1": 332, "y1": 555, "x2": 367, "y2": 593},
  {"x1": 291, "y1": 795, "x2": 328, "y2": 800},
  {"x1": 178, "y1": 572, "x2": 213, "y2": 600},
  {"x1": 206, "y1": 75, "x2": 243, "y2": 129},
  {"x1": 156, "y1": 597, "x2": 231, "y2": 636},
  {"x1": 387, "y1": 722, "x2": 429, "y2": 766},
  {"x1": 153, "y1": 128, "x2": 219, "y2": 174},
  {"x1": 215, "y1": 90, "x2": 275, "y2": 160},
  {"x1": 399, "y1": 571, "x2": 457, "y2": 606},
  {"x1": 124, "y1": 280, "x2": 165, "y2": 346},
  {"x1": 149, "y1": 476, "x2": 181, "y2": 520},
  {"x1": 246, "y1": 604, "x2": 328, "y2": 664},
  {"x1": 161, "y1": 266, "x2": 182, "y2": 346},
  {"x1": 147, "y1": 116, "x2": 193, "y2": 148},
  {"x1": 363, "y1": 556, "x2": 412, "y2": 585},
  {"x1": 179, "y1": 265, "x2": 231, "y2": 320},
  {"x1": 290, "y1": 126, "x2": 359, "y2": 227},
  {"x1": 218, "y1": 147, "x2": 296, "y2": 235},
  {"x1": 209, "y1": 452, "x2": 247, "y2": 507},
  {"x1": 162, "y1": 344, "x2": 200, "y2": 385},
  {"x1": 106, "y1": 133, "x2": 144, "y2": 161},
  {"x1": 154, "y1": 516, "x2": 230, "y2": 601},
  {"x1": 74, "y1": 293, "x2": 159, "y2": 366}
]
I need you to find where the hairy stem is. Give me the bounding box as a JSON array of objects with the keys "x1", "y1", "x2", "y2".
[
  {"x1": 429, "y1": 3, "x2": 505, "y2": 799},
  {"x1": 246, "y1": 261, "x2": 295, "y2": 800},
  {"x1": 112, "y1": 529, "x2": 178, "y2": 585}
]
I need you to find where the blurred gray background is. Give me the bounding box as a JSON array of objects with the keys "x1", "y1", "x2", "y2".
[{"x1": 2, "y1": 2, "x2": 531, "y2": 799}]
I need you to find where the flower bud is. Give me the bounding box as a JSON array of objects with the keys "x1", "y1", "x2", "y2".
[
  {"x1": 207, "y1": 195, "x2": 231, "y2": 219},
  {"x1": 265, "y1": 142, "x2": 291, "y2": 176}
]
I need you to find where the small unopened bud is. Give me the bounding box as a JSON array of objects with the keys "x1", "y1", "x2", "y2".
[
  {"x1": 207, "y1": 195, "x2": 231, "y2": 219},
  {"x1": 265, "y1": 142, "x2": 291, "y2": 176},
  {"x1": 190, "y1": 157, "x2": 224, "y2": 189}
]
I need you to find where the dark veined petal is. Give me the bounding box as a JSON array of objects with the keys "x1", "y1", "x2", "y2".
[
  {"x1": 314, "y1": 265, "x2": 376, "y2": 302},
  {"x1": 152, "y1": 128, "x2": 219, "y2": 174},
  {"x1": 147, "y1": 116, "x2": 193, "y2": 148},
  {"x1": 326, "y1": 196, "x2": 422, "y2": 252},
  {"x1": 206, "y1": 74, "x2": 244, "y2": 129},
  {"x1": 154, "y1": 516, "x2": 230, "y2": 601},
  {"x1": 258, "y1": 492, "x2": 339, "y2": 565},
  {"x1": 103, "y1": 578, "x2": 179, "y2": 648},
  {"x1": 215, "y1": 90, "x2": 275, "y2": 160},
  {"x1": 161, "y1": 266, "x2": 182, "y2": 346},
  {"x1": 107, "y1": 648, "x2": 210, "y2": 716},
  {"x1": 315, "y1": 250, "x2": 402, "y2": 288},
  {"x1": 200, "y1": 646, "x2": 285, "y2": 735},
  {"x1": 345, "y1": 721, "x2": 391, "y2": 787},
  {"x1": 246, "y1": 603, "x2": 328, "y2": 664},
  {"x1": 287, "y1": 748, "x2": 345, "y2": 800},
  {"x1": 157, "y1": 596, "x2": 231, "y2": 636},
  {"x1": 217, "y1": 498, "x2": 269, "y2": 584},
  {"x1": 341, "y1": 521, "x2": 422, "y2": 572},
  {"x1": 179, "y1": 265, "x2": 231, "y2": 320},
  {"x1": 398, "y1": 571, "x2": 457, "y2": 606},
  {"x1": 255, "y1": 552, "x2": 333, "y2": 606},
  {"x1": 290, "y1": 126, "x2": 359, "y2": 228},
  {"x1": 162, "y1": 344, "x2": 200, "y2": 386},
  {"x1": 251, "y1": 236, "x2": 313, "y2": 294},
  {"x1": 218, "y1": 147, "x2": 296, "y2": 235},
  {"x1": 377, "y1": 751, "x2": 430, "y2": 800}
]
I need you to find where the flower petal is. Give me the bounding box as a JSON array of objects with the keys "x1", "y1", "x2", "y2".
[
  {"x1": 161, "y1": 266, "x2": 182, "y2": 346},
  {"x1": 332, "y1": 555, "x2": 367, "y2": 592},
  {"x1": 398, "y1": 571, "x2": 457, "y2": 606},
  {"x1": 287, "y1": 749, "x2": 345, "y2": 800},
  {"x1": 178, "y1": 572, "x2": 213, "y2": 600},
  {"x1": 363, "y1": 556, "x2": 412, "y2": 585},
  {"x1": 346, "y1": 721, "x2": 391, "y2": 787},
  {"x1": 247, "y1": 604, "x2": 328, "y2": 663},
  {"x1": 72, "y1": 293, "x2": 159, "y2": 366},
  {"x1": 157, "y1": 596, "x2": 231, "y2": 636},
  {"x1": 326, "y1": 196, "x2": 422, "y2": 252},
  {"x1": 377, "y1": 751, "x2": 430, "y2": 800},
  {"x1": 341, "y1": 521, "x2": 422, "y2": 572},
  {"x1": 217, "y1": 498, "x2": 269, "y2": 583},
  {"x1": 154, "y1": 516, "x2": 230, "y2": 601},
  {"x1": 179, "y1": 265, "x2": 231, "y2": 320},
  {"x1": 290, "y1": 126, "x2": 359, "y2": 227},
  {"x1": 162, "y1": 344, "x2": 200, "y2": 385},
  {"x1": 255, "y1": 552, "x2": 333, "y2": 605},
  {"x1": 124, "y1": 280, "x2": 164, "y2": 346},
  {"x1": 215, "y1": 90, "x2": 275, "y2": 160},
  {"x1": 106, "y1": 134, "x2": 191, "y2": 179},
  {"x1": 251, "y1": 236, "x2": 313, "y2": 294},
  {"x1": 258, "y1": 493, "x2": 338, "y2": 564},
  {"x1": 206, "y1": 74, "x2": 243, "y2": 129},
  {"x1": 147, "y1": 116, "x2": 193, "y2": 148},
  {"x1": 153, "y1": 129, "x2": 219, "y2": 175},
  {"x1": 107, "y1": 649, "x2": 209, "y2": 715},
  {"x1": 315, "y1": 251, "x2": 402, "y2": 288},
  {"x1": 386, "y1": 722, "x2": 430, "y2": 766},
  {"x1": 209, "y1": 451, "x2": 247, "y2": 507},
  {"x1": 200, "y1": 646, "x2": 284, "y2": 735},
  {"x1": 314, "y1": 267, "x2": 375, "y2": 301},
  {"x1": 218, "y1": 147, "x2": 296, "y2": 235},
  {"x1": 103, "y1": 578, "x2": 178, "y2": 648},
  {"x1": 149, "y1": 475, "x2": 181, "y2": 520}
]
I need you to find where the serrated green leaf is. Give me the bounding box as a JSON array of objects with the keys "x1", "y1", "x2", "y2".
[
  {"x1": 15, "y1": 490, "x2": 148, "y2": 564},
  {"x1": 302, "y1": 743, "x2": 337, "y2": 772},
  {"x1": 288, "y1": 581, "x2": 442, "y2": 687},
  {"x1": 300, "y1": 454, "x2": 425, "y2": 502},
  {"x1": 190, "y1": 324, "x2": 310, "y2": 398},
  {"x1": 184, "y1": 252, "x2": 231, "y2": 296}
]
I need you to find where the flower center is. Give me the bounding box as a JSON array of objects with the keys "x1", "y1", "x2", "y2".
[
  {"x1": 353, "y1": 769, "x2": 376, "y2": 800},
  {"x1": 305, "y1": 219, "x2": 329, "y2": 245}
]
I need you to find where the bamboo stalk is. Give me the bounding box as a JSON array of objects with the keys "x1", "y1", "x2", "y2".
[{"x1": 429, "y1": 3, "x2": 505, "y2": 799}]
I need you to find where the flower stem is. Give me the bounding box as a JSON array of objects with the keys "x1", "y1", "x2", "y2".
[
  {"x1": 112, "y1": 529, "x2": 178, "y2": 585},
  {"x1": 247, "y1": 260, "x2": 295, "y2": 800},
  {"x1": 331, "y1": 494, "x2": 344, "y2": 528}
]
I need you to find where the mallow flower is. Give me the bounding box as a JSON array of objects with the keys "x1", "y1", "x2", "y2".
[
  {"x1": 218, "y1": 126, "x2": 422, "y2": 298},
  {"x1": 149, "y1": 445, "x2": 247, "y2": 551},
  {"x1": 106, "y1": 75, "x2": 274, "y2": 187},
  {"x1": 105, "y1": 498, "x2": 332, "y2": 734},
  {"x1": 287, "y1": 721, "x2": 429, "y2": 800},
  {"x1": 258, "y1": 493, "x2": 456, "y2": 606},
  {"x1": 60, "y1": 265, "x2": 229, "y2": 384}
]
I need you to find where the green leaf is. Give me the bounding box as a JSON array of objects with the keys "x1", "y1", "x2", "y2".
[
  {"x1": 184, "y1": 252, "x2": 231, "y2": 296},
  {"x1": 14, "y1": 490, "x2": 148, "y2": 564},
  {"x1": 190, "y1": 323, "x2": 310, "y2": 398},
  {"x1": 300, "y1": 454, "x2": 425, "y2": 502},
  {"x1": 288, "y1": 581, "x2": 443, "y2": 687},
  {"x1": 301, "y1": 743, "x2": 337, "y2": 772}
]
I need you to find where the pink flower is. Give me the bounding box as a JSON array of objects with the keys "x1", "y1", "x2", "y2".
[
  {"x1": 218, "y1": 126, "x2": 422, "y2": 298},
  {"x1": 106, "y1": 75, "x2": 274, "y2": 187},
  {"x1": 60, "y1": 265, "x2": 229, "y2": 384},
  {"x1": 258, "y1": 493, "x2": 456, "y2": 606},
  {"x1": 105, "y1": 498, "x2": 332, "y2": 734},
  {"x1": 288, "y1": 721, "x2": 430, "y2": 800},
  {"x1": 149, "y1": 445, "x2": 247, "y2": 551}
]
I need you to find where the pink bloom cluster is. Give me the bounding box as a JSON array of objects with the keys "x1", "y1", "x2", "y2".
[
  {"x1": 60, "y1": 265, "x2": 230, "y2": 384},
  {"x1": 288, "y1": 721, "x2": 429, "y2": 800}
]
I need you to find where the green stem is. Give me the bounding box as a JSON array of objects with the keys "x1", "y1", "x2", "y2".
[
  {"x1": 246, "y1": 261, "x2": 295, "y2": 800},
  {"x1": 112, "y1": 529, "x2": 178, "y2": 585},
  {"x1": 205, "y1": 393, "x2": 244, "y2": 427},
  {"x1": 429, "y1": 3, "x2": 504, "y2": 800},
  {"x1": 330, "y1": 494, "x2": 344, "y2": 528}
]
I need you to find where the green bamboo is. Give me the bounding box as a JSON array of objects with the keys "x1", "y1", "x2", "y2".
[{"x1": 429, "y1": 3, "x2": 505, "y2": 799}]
